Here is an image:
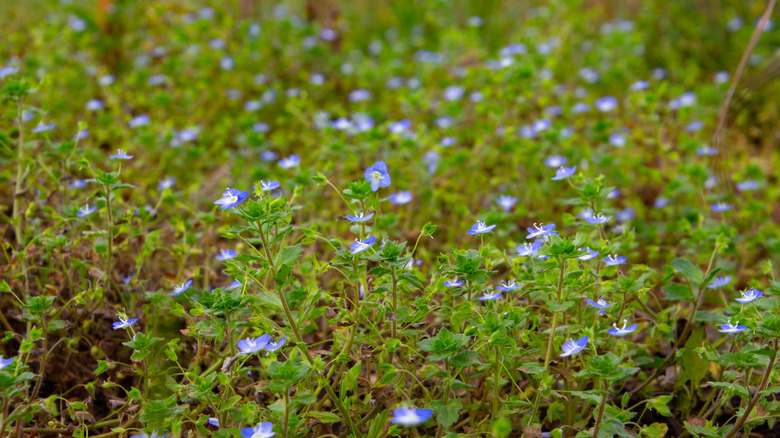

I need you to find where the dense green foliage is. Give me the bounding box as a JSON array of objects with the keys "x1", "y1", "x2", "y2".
[{"x1": 2, "y1": 1, "x2": 780, "y2": 437}]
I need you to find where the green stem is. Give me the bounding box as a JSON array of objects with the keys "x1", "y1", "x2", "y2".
[
  {"x1": 493, "y1": 346, "x2": 501, "y2": 418},
  {"x1": 593, "y1": 380, "x2": 608, "y2": 438},
  {"x1": 543, "y1": 259, "x2": 567, "y2": 369},
  {"x1": 724, "y1": 338, "x2": 779, "y2": 438},
  {"x1": 105, "y1": 184, "x2": 114, "y2": 297}
]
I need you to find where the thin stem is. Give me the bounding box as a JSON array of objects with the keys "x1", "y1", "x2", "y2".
[
  {"x1": 593, "y1": 380, "x2": 608, "y2": 438},
  {"x1": 724, "y1": 338, "x2": 779, "y2": 438},
  {"x1": 492, "y1": 346, "x2": 501, "y2": 418},
  {"x1": 544, "y1": 259, "x2": 567, "y2": 369},
  {"x1": 105, "y1": 185, "x2": 114, "y2": 296}
]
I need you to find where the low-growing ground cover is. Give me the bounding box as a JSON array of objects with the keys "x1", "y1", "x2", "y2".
[{"x1": 2, "y1": 1, "x2": 780, "y2": 437}]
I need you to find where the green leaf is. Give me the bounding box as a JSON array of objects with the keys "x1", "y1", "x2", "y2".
[
  {"x1": 307, "y1": 411, "x2": 342, "y2": 423},
  {"x1": 671, "y1": 258, "x2": 703, "y2": 285},
  {"x1": 450, "y1": 350, "x2": 482, "y2": 368},
  {"x1": 93, "y1": 360, "x2": 109, "y2": 375},
  {"x1": 278, "y1": 244, "x2": 303, "y2": 269},
  {"x1": 662, "y1": 282, "x2": 694, "y2": 301}
]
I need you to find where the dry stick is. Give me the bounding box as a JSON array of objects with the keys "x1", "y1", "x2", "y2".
[{"x1": 724, "y1": 338, "x2": 779, "y2": 438}]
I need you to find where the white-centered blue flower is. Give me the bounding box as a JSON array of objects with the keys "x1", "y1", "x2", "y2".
[
  {"x1": 609, "y1": 133, "x2": 626, "y2": 147},
  {"x1": 736, "y1": 180, "x2": 759, "y2": 192},
  {"x1": 707, "y1": 275, "x2": 732, "y2": 289},
  {"x1": 278, "y1": 154, "x2": 301, "y2": 169},
  {"x1": 241, "y1": 421, "x2": 275, "y2": 438},
  {"x1": 69, "y1": 179, "x2": 87, "y2": 190},
  {"x1": 526, "y1": 223, "x2": 556, "y2": 239},
  {"x1": 348, "y1": 89, "x2": 371, "y2": 102},
  {"x1": 130, "y1": 432, "x2": 168, "y2": 438},
  {"x1": 517, "y1": 241, "x2": 542, "y2": 257},
  {"x1": 559, "y1": 336, "x2": 589, "y2": 357},
  {"x1": 578, "y1": 247, "x2": 600, "y2": 261},
  {"x1": 170, "y1": 279, "x2": 193, "y2": 296},
  {"x1": 112, "y1": 315, "x2": 138, "y2": 330},
  {"x1": 345, "y1": 211, "x2": 374, "y2": 222},
  {"x1": 496, "y1": 195, "x2": 517, "y2": 211},
  {"x1": 259, "y1": 180, "x2": 280, "y2": 192},
  {"x1": 608, "y1": 320, "x2": 638, "y2": 336},
  {"x1": 544, "y1": 155, "x2": 567, "y2": 168},
  {"x1": 584, "y1": 296, "x2": 615, "y2": 310},
  {"x1": 467, "y1": 221, "x2": 496, "y2": 235},
  {"x1": 157, "y1": 177, "x2": 175, "y2": 191},
  {"x1": 264, "y1": 337, "x2": 287, "y2": 352},
  {"x1": 711, "y1": 203, "x2": 733, "y2": 213},
  {"x1": 86, "y1": 99, "x2": 105, "y2": 111},
  {"x1": 571, "y1": 102, "x2": 590, "y2": 114},
  {"x1": 696, "y1": 146, "x2": 718, "y2": 156},
  {"x1": 390, "y1": 407, "x2": 434, "y2": 426},
  {"x1": 388, "y1": 120, "x2": 411, "y2": 134},
  {"x1": 226, "y1": 280, "x2": 242, "y2": 290},
  {"x1": 477, "y1": 291, "x2": 503, "y2": 301},
  {"x1": 216, "y1": 249, "x2": 237, "y2": 261},
  {"x1": 0, "y1": 66, "x2": 19, "y2": 78},
  {"x1": 551, "y1": 166, "x2": 577, "y2": 181},
  {"x1": 594, "y1": 96, "x2": 617, "y2": 112},
  {"x1": 207, "y1": 418, "x2": 220, "y2": 428},
  {"x1": 735, "y1": 288, "x2": 763, "y2": 304},
  {"x1": 109, "y1": 149, "x2": 133, "y2": 160},
  {"x1": 586, "y1": 214, "x2": 612, "y2": 225},
  {"x1": 32, "y1": 123, "x2": 56, "y2": 133},
  {"x1": 364, "y1": 161, "x2": 391, "y2": 192},
  {"x1": 214, "y1": 188, "x2": 249, "y2": 210},
  {"x1": 603, "y1": 255, "x2": 627, "y2": 266},
  {"x1": 388, "y1": 191, "x2": 412, "y2": 205},
  {"x1": 332, "y1": 118, "x2": 352, "y2": 130},
  {"x1": 718, "y1": 319, "x2": 747, "y2": 334},
  {"x1": 129, "y1": 114, "x2": 150, "y2": 128},
  {"x1": 77, "y1": 204, "x2": 97, "y2": 218},
  {"x1": 238, "y1": 334, "x2": 271, "y2": 354},
  {"x1": 350, "y1": 236, "x2": 376, "y2": 254},
  {"x1": 496, "y1": 280, "x2": 522, "y2": 292},
  {"x1": 630, "y1": 80, "x2": 650, "y2": 91},
  {"x1": 444, "y1": 278, "x2": 463, "y2": 288},
  {"x1": 0, "y1": 356, "x2": 14, "y2": 370}
]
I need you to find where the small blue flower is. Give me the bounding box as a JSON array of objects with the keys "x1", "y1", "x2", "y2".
[
  {"x1": 609, "y1": 133, "x2": 626, "y2": 147},
  {"x1": 718, "y1": 319, "x2": 748, "y2": 334},
  {"x1": 608, "y1": 320, "x2": 638, "y2": 336},
  {"x1": 345, "y1": 211, "x2": 375, "y2": 222},
  {"x1": 129, "y1": 114, "x2": 150, "y2": 128},
  {"x1": 0, "y1": 356, "x2": 14, "y2": 370},
  {"x1": 516, "y1": 241, "x2": 543, "y2": 257},
  {"x1": 388, "y1": 191, "x2": 413, "y2": 205},
  {"x1": 214, "y1": 188, "x2": 249, "y2": 210},
  {"x1": 77, "y1": 204, "x2": 97, "y2": 218},
  {"x1": 388, "y1": 120, "x2": 411, "y2": 134},
  {"x1": 109, "y1": 149, "x2": 133, "y2": 160},
  {"x1": 216, "y1": 249, "x2": 237, "y2": 261},
  {"x1": 630, "y1": 80, "x2": 650, "y2": 91},
  {"x1": 654, "y1": 197, "x2": 670, "y2": 209},
  {"x1": 544, "y1": 155, "x2": 567, "y2": 168},
  {"x1": 0, "y1": 66, "x2": 19, "y2": 78},
  {"x1": 496, "y1": 195, "x2": 517, "y2": 211},
  {"x1": 226, "y1": 280, "x2": 242, "y2": 290},
  {"x1": 444, "y1": 278, "x2": 463, "y2": 288},
  {"x1": 207, "y1": 418, "x2": 220, "y2": 428},
  {"x1": 595, "y1": 96, "x2": 618, "y2": 112},
  {"x1": 170, "y1": 279, "x2": 193, "y2": 296},
  {"x1": 130, "y1": 432, "x2": 169, "y2": 438},
  {"x1": 578, "y1": 248, "x2": 600, "y2": 261},
  {"x1": 252, "y1": 122, "x2": 270, "y2": 133},
  {"x1": 467, "y1": 221, "x2": 496, "y2": 235},
  {"x1": 112, "y1": 315, "x2": 138, "y2": 330},
  {"x1": 707, "y1": 275, "x2": 732, "y2": 289},
  {"x1": 32, "y1": 123, "x2": 56, "y2": 133},
  {"x1": 391, "y1": 408, "x2": 434, "y2": 426},
  {"x1": 615, "y1": 208, "x2": 635, "y2": 223},
  {"x1": 86, "y1": 99, "x2": 105, "y2": 111},
  {"x1": 332, "y1": 118, "x2": 352, "y2": 130},
  {"x1": 496, "y1": 280, "x2": 522, "y2": 292},
  {"x1": 551, "y1": 166, "x2": 577, "y2": 181},
  {"x1": 350, "y1": 237, "x2": 376, "y2": 254},
  {"x1": 571, "y1": 102, "x2": 590, "y2": 114},
  {"x1": 711, "y1": 203, "x2": 733, "y2": 213},
  {"x1": 348, "y1": 89, "x2": 371, "y2": 102},
  {"x1": 584, "y1": 296, "x2": 615, "y2": 310},
  {"x1": 440, "y1": 137, "x2": 456, "y2": 147},
  {"x1": 157, "y1": 177, "x2": 175, "y2": 191},
  {"x1": 526, "y1": 223, "x2": 556, "y2": 239},
  {"x1": 241, "y1": 421, "x2": 275, "y2": 438},
  {"x1": 736, "y1": 180, "x2": 759, "y2": 192},
  {"x1": 735, "y1": 288, "x2": 762, "y2": 304},
  {"x1": 258, "y1": 180, "x2": 280, "y2": 192},
  {"x1": 69, "y1": 179, "x2": 87, "y2": 190},
  {"x1": 278, "y1": 155, "x2": 301, "y2": 169},
  {"x1": 603, "y1": 255, "x2": 627, "y2": 266},
  {"x1": 696, "y1": 146, "x2": 718, "y2": 156},
  {"x1": 559, "y1": 336, "x2": 589, "y2": 357},
  {"x1": 586, "y1": 214, "x2": 612, "y2": 225},
  {"x1": 264, "y1": 337, "x2": 287, "y2": 352},
  {"x1": 477, "y1": 291, "x2": 503, "y2": 301},
  {"x1": 364, "y1": 161, "x2": 392, "y2": 192},
  {"x1": 238, "y1": 334, "x2": 271, "y2": 354},
  {"x1": 73, "y1": 129, "x2": 90, "y2": 140}
]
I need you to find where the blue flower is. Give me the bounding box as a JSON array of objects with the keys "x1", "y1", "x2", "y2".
[
  {"x1": 345, "y1": 211, "x2": 375, "y2": 222},
  {"x1": 348, "y1": 89, "x2": 371, "y2": 102},
  {"x1": 608, "y1": 320, "x2": 638, "y2": 336},
  {"x1": 609, "y1": 134, "x2": 626, "y2": 147},
  {"x1": 595, "y1": 96, "x2": 618, "y2": 112},
  {"x1": 0, "y1": 66, "x2": 19, "y2": 78},
  {"x1": 696, "y1": 146, "x2": 718, "y2": 156},
  {"x1": 77, "y1": 204, "x2": 97, "y2": 218},
  {"x1": 241, "y1": 421, "x2": 275, "y2": 438},
  {"x1": 0, "y1": 356, "x2": 14, "y2": 370},
  {"x1": 584, "y1": 296, "x2": 615, "y2": 310},
  {"x1": 526, "y1": 223, "x2": 556, "y2": 239},
  {"x1": 496, "y1": 195, "x2": 517, "y2": 211},
  {"x1": 586, "y1": 213, "x2": 612, "y2": 225},
  {"x1": 544, "y1": 155, "x2": 567, "y2": 168},
  {"x1": 73, "y1": 129, "x2": 90, "y2": 140},
  {"x1": 388, "y1": 120, "x2": 411, "y2": 134},
  {"x1": 654, "y1": 198, "x2": 670, "y2": 209},
  {"x1": 214, "y1": 188, "x2": 249, "y2": 210},
  {"x1": 238, "y1": 334, "x2": 271, "y2": 354},
  {"x1": 719, "y1": 319, "x2": 748, "y2": 334},
  {"x1": 129, "y1": 114, "x2": 150, "y2": 128},
  {"x1": 603, "y1": 255, "x2": 626, "y2": 266},
  {"x1": 630, "y1": 80, "x2": 650, "y2": 91},
  {"x1": 109, "y1": 149, "x2": 133, "y2": 160},
  {"x1": 615, "y1": 208, "x2": 635, "y2": 222},
  {"x1": 69, "y1": 179, "x2": 87, "y2": 190},
  {"x1": 264, "y1": 337, "x2": 287, "y2": 352},
  {"x1": 496, "y1": 280, "x2": 522, "y2": 292},
  {"x1": 559, "y1": 336, "x2": 589, "y2": 357},
  {"x1": 130, "y1": 432, "x2": 168, "y2": 438},
  {"x1": 332, "y1": 118, "x2": 352, "y2": 130},
  {"x1": 170, "y1": 279, "x2": 193, "y2": 296},
  {"x1": 207, "y1": 418, "x2": 219, "y2": 428},
  {"x1": 516, "y1": 241, "x2": 542, "y2": 257},
  {"x1": 477, "y1": 291, "x2": 503, "y2": 301},
  {"x1": 258, "y1": 180, "x2": 280, "y2": 192},
  {"x1": 216, "y1": 249, "x2": 237, "y2": 261},
  {"x1": 571, "y1": 102, "x2": 590, "y2": 114},
  {"x1": 390, "y1": 408, "x2": 434, "y2": 426},
  {"x1": 364, "y1": 161, "x2": 391, "y2": 192},
  {"x1": 707, "y1": 275, "x2": 732, "y2": 289},
  {"x1": 551, "y1": 166, "x2": 576, "y2": 181},
  {"x1": 350, "y1": 237, "x2": 376, "y2": 254},
  {"x1": 467, "y1": 221, "x2": 496, "y2": 235},
  {"x1": 226, "y1": 280, "x2": 242, "y2": 290},
  {"x1": 711, "y1": 203, "x2": 733, "y2": 213},
  {"x1": 278, "y1": 155, "x2": 301, "y2": 169},
  {"x1": 32, "y1": 123, "x2": 56, "y2": 133},
  {"x1": 736, "y1": 180, "x2": 759, "y2": 192},
  {"x1": 112, "y1": 315, "x2": 138, "y2": 330},
  {"x1": 444, "y1": 278, "x2": 463, "y2": 288},
  {"x1": 157, "y1": 177, "x2": 175, "y2": 191},
  {"x1": 86, "y1": 99, "x2": 105, "y2": 111},
  {"x1": 388, "y1": 191, "x2": 413, "y2": 205},
  {"x1": 440, "y1": 137, "x2": 456, "y2": 147},
  {"x1": 578, "y1": 248, "x2": 600, "y2": 261},
  {"x1": 735, "y1": 288, "x2": 762, "y2": 304},
  {"x1": 252, "y1": 122, "x2": 270, "y2": 133}
]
